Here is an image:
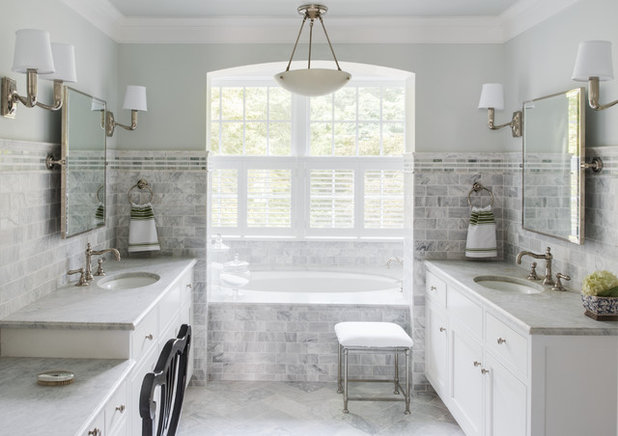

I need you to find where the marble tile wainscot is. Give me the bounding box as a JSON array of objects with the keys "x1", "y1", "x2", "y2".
[
  {"x1": 108, "y1": 150, "x2": 208, "y2": 385},
  {"x1": 0, "y1": 139, "x2": 115, "y2": 319}
]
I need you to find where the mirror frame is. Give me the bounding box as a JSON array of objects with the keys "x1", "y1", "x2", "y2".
[
  {"x1": 521, "y1": 87, "x2": 585, "y2": 244},
  {"x1": 60, "y1": 86, "x2": 107, "y2": 238}
]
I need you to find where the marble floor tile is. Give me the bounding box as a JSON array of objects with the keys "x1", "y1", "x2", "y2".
[{"x1": 178, "y1": 381, "x2": 463, "y2": 435}]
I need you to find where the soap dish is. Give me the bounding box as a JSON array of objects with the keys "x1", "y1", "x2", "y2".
[{"x1": 37, "y1": 370, "x2": 74, "y2": 386}]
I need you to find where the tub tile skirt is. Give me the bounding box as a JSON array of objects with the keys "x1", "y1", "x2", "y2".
[{"x1": 335, "y1": 322, "x2": 414, "y2": 414}]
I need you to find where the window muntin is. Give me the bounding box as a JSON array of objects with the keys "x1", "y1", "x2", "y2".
[{"x1": 208, "y1": 81, "x2": 406, "y2": 238}]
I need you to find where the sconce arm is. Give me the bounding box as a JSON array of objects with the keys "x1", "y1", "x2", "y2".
[
  {"x1": 588, "y1": 77, "x2": 618, "y2": 111},
  {"x1": 35, "y1": 80, "x2": 64, "y2": 111},
  {"x1": 2, "y1": 71, "x2": 64, "y2": 117},
  {"x1": 487, "y1": 108, "x2": 522, "y2": 137},
  {"x1": 106, "y1": 110, "x2": 139, "y2": 137}
]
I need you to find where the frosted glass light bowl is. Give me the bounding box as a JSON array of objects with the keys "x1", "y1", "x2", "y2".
[
  {"x1": 274, "y1": 68, "x2": 351, "y2": 96},
  {"x1": 98, "y1": 272, "x2": 160, "y2": 290},
  {"x1": 474, "y1": 275, "x2": 545, "y2": 294}
]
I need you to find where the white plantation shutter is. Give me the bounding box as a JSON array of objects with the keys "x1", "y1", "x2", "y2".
[
  {"x1": 364, "y1": 170, "x2": 404, "y2": 229},
  {"x1": 247, "y1": 169, "x2": 291, "y2": 228},
  {"x1": 210, "y1": 169, "x2": 238, "y2": 227},
  {"x1": 310, "y1": 169, "x2": 355, "y2": 228}
]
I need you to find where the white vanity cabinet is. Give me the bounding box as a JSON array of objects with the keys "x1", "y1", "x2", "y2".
[{"x1": 424, "y1": 263, "x2": 618, "y2": 436}]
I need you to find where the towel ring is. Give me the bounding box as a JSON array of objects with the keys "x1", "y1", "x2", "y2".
[
  {"x1": 467, "y1": 182, "x2": 494, "y2": 207},
  {"x1": 128, "y1": 179, "x2": 153, "y2": 204},
  {"x1": 96, "y1": 185, "x2": 104, "y2": 203}
]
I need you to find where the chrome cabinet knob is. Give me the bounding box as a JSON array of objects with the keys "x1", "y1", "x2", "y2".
[
  {"x1": 481, "y1": 368, "x2": 490, "y2": 375},
  {"x1": 186, "y1": 283, "x2": 192, "y2": 288},
  {"x1": 497, "y1": 337, "x2": 506, "y2": 344},
  {"x1": 115, "y1": 404, "x2": 125, "y2": 413},
  {"x1": 145, "y1": 334, "x2": 154, "y2": 340},
  {"x1": 473, "y1": 361, "x2": 481, "y2": 367},
  {"x1": 439, "y1": 327, "x2": 446, "y2": 332},
  {"x1": 88, "y1": 429, "x2": 101, "y2": 436},
  {"x1": 430, "y1": 286, "x2": 437, "y2": 291}
]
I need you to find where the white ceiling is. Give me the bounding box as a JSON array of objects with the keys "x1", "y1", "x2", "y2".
[{"x1": 106, "y1": 0, "x2": 519, "y2": 19}]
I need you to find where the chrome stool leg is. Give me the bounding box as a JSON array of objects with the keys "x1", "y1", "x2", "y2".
[
  {"x1": 394, "y1": 352, "x2": 400, "y2": 394},
  {"x1": 343, "y1": 347, "x2": 349, "y2": 414},
  {"x1": 404, "y1": 348, "x2": 411, "y2": 414},
  {"x1": 337, "y1": 344, "x2": 343, "y2": 394}
]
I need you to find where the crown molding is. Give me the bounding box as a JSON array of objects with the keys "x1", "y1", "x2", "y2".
[{"x1": 61, "y1": 0, "x2": 584, "y2": 45}]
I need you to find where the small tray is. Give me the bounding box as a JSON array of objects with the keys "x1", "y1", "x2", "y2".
[{"x1": 37, "y1": 370, "x2": 74, "y2": 386}]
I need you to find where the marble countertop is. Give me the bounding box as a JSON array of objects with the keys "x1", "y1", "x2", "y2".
[
  {"x1": 0, "y1": 357, "x2": 134, "y2": 436},
  {"x1": 0, "y1": 257, "x2": 196, "y2": 330},
  {"x1": 425, "y1": 260, "x2": 618, "y2": 336}
]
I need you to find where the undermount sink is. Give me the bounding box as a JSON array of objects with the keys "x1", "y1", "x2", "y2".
[
  {"x1": 98, "y1": 272, "x2": 160, "y2": 290},
  {"x1": 473, "y1": 275, "x2": 545, "y2": 294}
]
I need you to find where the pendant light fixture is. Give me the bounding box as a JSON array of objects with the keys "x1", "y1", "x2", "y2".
[{"x1": 275, "y1": 4, "x2": 351, "y2": 97}]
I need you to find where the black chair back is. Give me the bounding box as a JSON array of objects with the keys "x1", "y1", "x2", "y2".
[{"x1": 140, "y1": 324, "x2": 191, "y2": 436}]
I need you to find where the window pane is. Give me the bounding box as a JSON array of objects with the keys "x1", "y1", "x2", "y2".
[
  {"x1": 334, "y1": 87, "x2": 356, "y2": 121},
  {"x1": 310, "y1": 95, "x2": 332, "y2": 121},
  {"x1": 221, "y1": 122, "x2": 243, "y2": 155},
  {"x1": 245, "y1": 87, "x2": 267, "y2": 120},
  {"x1": 221, "y1": 87, "x2": 244, "y2": 120},
  {"x1": 210, "y1": 87, "x2": 221, "y2": 120},
  {"x1": 247, "y1": 169, "x2": 291, "y2": 228},
  {"x1": 310, "y1": 169, "x2": 354, "y2": 228},
  {"x1": 334, "y1": 123, "x2": 356, "y2": 156},
  {"x1": 358, "y1": 122, "x2": 380, "y2": 155},
  {"x1": 364, "y1": 170, "x2": 403, "y2": 228},
  {"x1": 358, "y1": 87, "x2": 381, "y2": 121},
  {"x1": 310, "y1": 122, "x2": 333, "y2": 155},
  {"x1": 383, "y1": 87, "x2": 405, "y2": 121},
  {"x1": 245, "y1": 122, "x2": 267, "y2": 155},
  {"x1": 269, "y1": 122, "x2": 291, "y2": 156},
  {"x1": 269, "y1": 87, "x2": 291, "y2": 121},
  {"x1": 208, "y1": 122, "x2": 220, "y2": 154},
  {"x1": 210, "y1": 169, "x2": 238, "y2": 227},
  {"x1": 383, "y1": 122, "x2": 405, "y2": 155}
]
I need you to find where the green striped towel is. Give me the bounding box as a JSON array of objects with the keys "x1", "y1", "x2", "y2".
[
  {"x1": 465, "y1": 205, "x2": 497, "y2": 258},
  {"x1": 95, "y1": 202, "x2": 104, "y2": 226},
  {"x1": 128, "y1": 202, "x2": 160, "y2": 253}
]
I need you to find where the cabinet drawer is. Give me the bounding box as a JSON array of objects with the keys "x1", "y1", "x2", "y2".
[
  {"x1": 426, "y1": 270, "x2": 447, "y2": 307},
  {"x1": 105, "y1": 380, "x2": 127, "y2": 435},
  {"x1": 159, "y1": 283, "x2": 181, "y2": 332},
  {"x1": 132, "y1": 308, "x2": 158, "y2": 361},
  {"x1": 485, "y1": 312, "x2": 528, "y2": 377},
  {"x1": 448, "y1": 286, "x2": 482, "y2": 340}
]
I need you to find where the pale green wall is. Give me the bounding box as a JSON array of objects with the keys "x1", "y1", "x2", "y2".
[
  {"x1": 117, "y1": 43, "x2": 504, "y2": 152},
  {"x1": 0, "y1": 0, "x2": 118, "y2": 145},
  {"x1": 505, "y1": 0, "x2": 618, "y2": 151}
]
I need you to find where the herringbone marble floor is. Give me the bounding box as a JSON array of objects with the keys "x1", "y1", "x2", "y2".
[{"x1": 178, "y1": 381, "x2": 463, "y2": 435}]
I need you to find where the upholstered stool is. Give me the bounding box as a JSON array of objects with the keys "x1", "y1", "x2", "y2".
[{"x1": 334, "y1": 321, "x2": 414, "y2": 414}]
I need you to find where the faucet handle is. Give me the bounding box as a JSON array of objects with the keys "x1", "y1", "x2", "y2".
[
  {"x1": 527, "y1": 262, "x2": 539, "y2": 281},
  {"x1": 94, "y1": 258, "x2": 106, "y2": 276},
  {"x1": 552, "y1": 273, "x2": 571, "y2": 292},
  {"x1": 68, "y1": 268, "x2": 89, "y2": 287}
]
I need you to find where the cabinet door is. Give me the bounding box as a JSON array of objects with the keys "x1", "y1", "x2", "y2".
[
  {"x1": 450, "y1": 327, "x2": 484, "y2": 436},
  {"x1": 426, "y1": 304, "x2": 448, "y2": 396},
  {"x1": 128, "y1": 345, "x2": 158, "y2": 436},
  {"x1": 484, "y1": 354, "x2": 527, "y2": 436}
]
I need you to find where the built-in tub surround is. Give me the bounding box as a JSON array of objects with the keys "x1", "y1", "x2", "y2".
[{"x1": 0, "y1": 139, "x2": 115, "y2": 319}]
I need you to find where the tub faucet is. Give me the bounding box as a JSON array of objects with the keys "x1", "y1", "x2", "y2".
[
  {"x1": 85, "y1": 243, "x2": 121, "y2": 281},
  {"x1": 386, "y1": 256, "x2": 403, "y2": 269},
  {"x1": 516, "y1": 247, "x2": 554, "y2": 286}
]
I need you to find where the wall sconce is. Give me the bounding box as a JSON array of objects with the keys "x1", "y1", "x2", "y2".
[
  {"x1": 572, "y1": 40, "x2": 617, "y2": 111},
  {"x1": 1, "y1": 29, "x2": 76, "y2": 118},
  {"x1": 478, "y1": 83, "x2": 522, "y2": 137},
  {"x1": 105, "y1": 85, "x2": 147, "y2": 137}
]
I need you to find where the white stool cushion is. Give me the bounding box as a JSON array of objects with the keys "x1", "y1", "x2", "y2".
[{"x1": 335, "y1": 322, "x2": 413, "y2": 348}]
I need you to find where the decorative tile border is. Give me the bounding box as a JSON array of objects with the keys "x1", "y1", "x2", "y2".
[
  {"x1": 107, "y1": 150, "x2": 208, "y2": 171},
  {"x1": 0, "y1": 139, "x2": 58, "y2": 173}
]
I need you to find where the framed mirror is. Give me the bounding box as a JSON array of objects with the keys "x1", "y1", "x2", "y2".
[
  {"x1": 61, "y1": 87, "x2": 107, "y2": 238},
  {"x1": 522, "y1": 87, "x2": 585, "y2": 244}
]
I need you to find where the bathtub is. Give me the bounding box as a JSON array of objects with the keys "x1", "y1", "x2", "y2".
[{"x1": 210, "y1": 269, "x2": 407, "y2": 305}]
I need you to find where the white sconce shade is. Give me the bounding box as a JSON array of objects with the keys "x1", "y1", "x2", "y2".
[
  {"x1": 478, "y1": 83, "x2": 505, "y2": 110},
  {"x1": 572, "y1": 40, "x2": 614, "y2": 81},
  {"x1": 122, "y1": 85, "x2": 147, "y2": 111},
  {"x1": 41, "y1": 43, "x2": 77, "y2": 82},
  {"x1": 275, "y1": 69, "x2": 351, "y2": 97},
  {"x1": 12, "y1": 29, "x2": 55, "y2": 74}
]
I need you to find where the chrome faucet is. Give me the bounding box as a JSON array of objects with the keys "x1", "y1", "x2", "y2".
[
  {"x1": 386, "y1": 256, "x2": 403, "y2": 268},
  {"x1": 85, "y1": 243, "x2": 121, "y2": 281},
  {"x1": 516, "y1": 247, "x2": 554, "y2": 286}
]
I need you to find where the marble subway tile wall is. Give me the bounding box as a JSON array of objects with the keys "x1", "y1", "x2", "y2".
[
  {"x1": 503, "y1": 146, "x2": 618, "y2": 288},
  {"x1": 107, "y1": 150, "x2": 209, "y2": 384},
  {"x1": 410, "y1": 152, "x2": 513, "y2": 391},
  {"x1": 0, "y1": 139, "x2": 114, "y2": 319},
  {"x1": 208, "y1": 303, "x2": 410, "y2": 383}
]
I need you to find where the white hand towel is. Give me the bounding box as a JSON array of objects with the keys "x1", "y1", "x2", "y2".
[
  {"x1": 128, "y1": 202, "x2": 160, "y2": 253},
  {"x1": 465, "y1": 205, "x2": 497, "y2": 258}
]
